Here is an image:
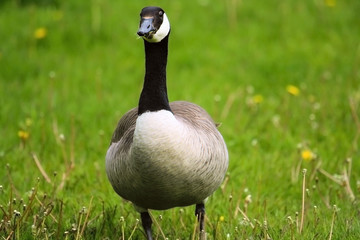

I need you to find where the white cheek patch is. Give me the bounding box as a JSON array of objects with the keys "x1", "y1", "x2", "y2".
[{"x1": 144, "y1": 13, "x2": 170, "y2": 43}]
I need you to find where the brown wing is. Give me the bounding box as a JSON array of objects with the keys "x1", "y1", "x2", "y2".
[
  {"x1": 109, "y1": 101, "x2": 217, "y2": 145},
  {"x1": 170, "y1": 101, "x2": 217, "y2": 128},
  {"x1": 110, "y1": 107, "x2": 138, "y2": 145}
]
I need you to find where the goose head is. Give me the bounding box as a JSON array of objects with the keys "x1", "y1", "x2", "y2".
[{"x1": 137, "y1": 6, "x2": 170, "y2": 43}]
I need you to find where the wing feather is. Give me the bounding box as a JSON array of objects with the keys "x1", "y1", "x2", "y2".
[{"x1": 109, "y1": 101, "x2": 218, "y2": 146}]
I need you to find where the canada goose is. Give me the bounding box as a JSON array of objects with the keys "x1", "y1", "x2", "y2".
[{"x1": 105, "y1": 6, "x2": 228, "y2": 240}]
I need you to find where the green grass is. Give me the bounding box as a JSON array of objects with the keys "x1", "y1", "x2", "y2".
[{"x1": 1, "y1": 0, "x2": 360, "y2": 239}]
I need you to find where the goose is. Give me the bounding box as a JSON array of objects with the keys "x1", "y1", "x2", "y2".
[{"x1": 105, "y1": 6, "x2": 228, "y2": 240}]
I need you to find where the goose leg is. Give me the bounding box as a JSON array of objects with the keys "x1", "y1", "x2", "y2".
[
  {"x1": 140, "y1": 212, "x2": 153, "y2": 240},
  {"x1": 195, "y1": 203, "x2": 206, "y2": 237}
]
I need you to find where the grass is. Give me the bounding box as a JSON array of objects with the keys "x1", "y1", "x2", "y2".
[{"x1": 1, "y1": 0, "x2": 360, "y2": 239}]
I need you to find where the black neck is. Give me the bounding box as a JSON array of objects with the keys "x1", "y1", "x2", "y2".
[{"x1": 138, "y1": 34, "x2": 171, "y2": 115}]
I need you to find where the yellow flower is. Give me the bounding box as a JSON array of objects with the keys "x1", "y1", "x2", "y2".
[
  {"x1": 301, "y1": 150, "x2": 314, "y2": 162},
  {"x1": 252, "y1": 94, "x2": 264, "y2": 104},
  {"x1": 18, "y1": 130, "x2": 30, "y2": 140},
  {"x1": 286, "y1": 85, "x2": 300, "y2": 96},
  {"x1": 325, "y1": 0, "x2": 336, "y2": 7},
  {"x1": 219, "y1": 216, "x2": 225, "y2": 222},
  {"x1": 34, "y1": 27, "x2": 47, "y2": 39}
]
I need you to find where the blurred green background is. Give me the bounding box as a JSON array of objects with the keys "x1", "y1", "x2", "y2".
[{"x1": 0, "y1": 0, "x2": 359, "y2": 239}]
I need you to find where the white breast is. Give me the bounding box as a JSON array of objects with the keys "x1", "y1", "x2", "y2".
[
  {"x1": 132, "y1": 110, "x2": 188, "y2": 163},
  {"x1": 134, "y1": 110, "x2": 183, "y2": 150},
  {"x1": 107, "y1": 109, "x2": 228, "y2": 210}
]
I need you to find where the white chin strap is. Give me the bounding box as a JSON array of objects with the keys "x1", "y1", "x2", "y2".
[{"x1": 144, "y1": 13, "x2": 170, "y2": 43}]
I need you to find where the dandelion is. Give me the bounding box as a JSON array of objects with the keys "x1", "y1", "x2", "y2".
[
  {"x1": 286, "y1": 85, "x2": 300, "y2": 96},
  {"x1": 244, "y1": 194, "x2": 252, "y2": 213},
  {"x1": 34, "y1": 27, "x2": 47, "y2": 39},
  {"x1": 252, "y1": 94, "x2": 264, "y2": 104},
  {"x1": 325, "y1": 0, "x2": 336, "y2": 7},
  {"x1": 245, "y1": 195, "x2": 252, "y2": 204},
  {"x1": 301, "y1": 149, "x2": 314, "y2": 162},
  {"x1": 14, "y1": 210, "x2": 21, "y2": 217},
  {"x1": 219, "y1": 216, "x2": 225, "y2": 222},
  {"x1": 18, "y1": 130, "x2": 30, "y2": 141}
]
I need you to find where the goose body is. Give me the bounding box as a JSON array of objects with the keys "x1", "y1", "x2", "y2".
[
  {"x1": 106, "y1": 6, "x2": 228, "y2": 239},
  {"x1": 107, "y1": 102, "x2": 228, "y2": 210}
]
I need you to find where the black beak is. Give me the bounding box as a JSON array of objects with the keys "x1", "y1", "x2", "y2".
[{"x1": 137, "y1": 18, "x2": 155, "y2": 37}]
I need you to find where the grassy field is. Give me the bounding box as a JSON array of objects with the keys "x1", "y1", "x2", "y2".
[{"x1": 1, "y1": 0, "x2": 360, "y2": 239}]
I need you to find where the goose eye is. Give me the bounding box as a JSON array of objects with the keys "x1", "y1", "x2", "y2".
[{"x1": 159, "y1": 11, "x2": 163, "y2": 16}]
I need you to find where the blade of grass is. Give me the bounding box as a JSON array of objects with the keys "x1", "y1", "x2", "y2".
[
  {"x1": 299, "y1": 169, "x2": 307, "y2": 234},
  {"x1": 79, "y1": 197, "x2": 94, "y2": 238},
  {"x1": 32, "y1": 153, "x2": 51, "y2": 183}
]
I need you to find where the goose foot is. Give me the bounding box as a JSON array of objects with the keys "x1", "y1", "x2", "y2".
[
  {"x1": 195, "y1": 203, "x2": 205, "y2": 233},
  {"x1": 141, "y1": 212, "x2": 153, "y2": 240}
]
